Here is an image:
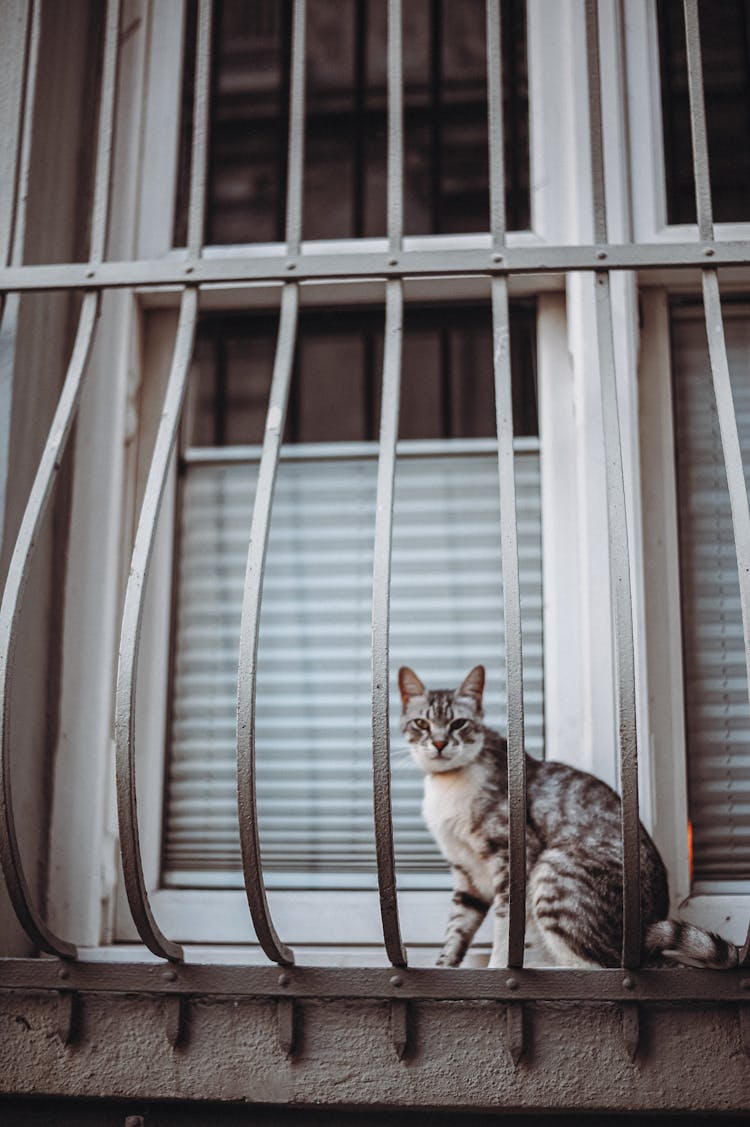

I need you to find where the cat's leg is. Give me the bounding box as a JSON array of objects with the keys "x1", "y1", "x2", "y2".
[
  {"x1": 436, "y1": 867, "x2": 490, "y2": 967},
  {"x1": 528, "y1": 849, "x2": 614, "y2": 968},
  {"x1": 487, "y1": 899, "x2": 509, "y2": 968}
]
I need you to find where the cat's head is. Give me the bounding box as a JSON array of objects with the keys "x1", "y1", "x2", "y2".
[{"x1": 398, "y1": 665, "x2": 485, "y2": 774}]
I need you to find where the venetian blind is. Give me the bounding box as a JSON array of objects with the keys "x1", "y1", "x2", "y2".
[
  {"x1": 163, "y1": 444, "x2": 543, "y2": 890},
  {"x1": 673, "y1": 310, "x2": 750, "y2": 882}
]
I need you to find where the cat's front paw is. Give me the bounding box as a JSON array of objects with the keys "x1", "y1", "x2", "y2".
[{"x1": 435, "y1": 952, "x2": 461, "y2": 968}]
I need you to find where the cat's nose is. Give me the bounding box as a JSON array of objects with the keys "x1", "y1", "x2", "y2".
[{"x1": 432, "y1": 739, "x2": 447, "y2": 753}]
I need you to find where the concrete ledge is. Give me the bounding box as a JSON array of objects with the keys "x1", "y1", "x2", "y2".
[{"x1": 1, "y1": 992, "x2": 749, "y2": 1112}]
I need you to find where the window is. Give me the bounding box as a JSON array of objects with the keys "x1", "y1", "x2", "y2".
[
  {"x1": 1, "y1": 0, "x2": 746, "y2": 973},
  {"x1": 658, "y1": 0, "x2": 750, "y2": 226},
  {"x1": 164, "y1": 304, "x2": 542, "y2": 895},
  {"x1": 174, "y1": 0, "x2": 530, "y2": 244},
  {"x1": 672, "y1": 304, "x2": 750, "y2": 888}
]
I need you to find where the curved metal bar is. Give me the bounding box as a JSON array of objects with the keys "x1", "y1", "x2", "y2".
[
  {"x1": 186, "y1": 0, "x2": 214, "y2": 256},
  {"x1": 682, "y1": 1, "x2": 750, "y2": 965},
  {"x1": 113, "y1": 0, "x2": 212, "y2": 963},
  {"x1": 0, "y1": 292, "x2": 100, "y2": 958},
  {"x1": 115, "y1": 289, "x2": 198, "y2": 962},
  {"x1": 486, "y1": 0, "x2": 527, "y2": 969},
  {"x1": 236, "y1": 284, "x2": 298, "y2": 966},
  {"x1": 89, "y1": 0, "x2": 121, "y2": 265},
  {"x1": 585, "y1": 0, "x2": 641, "y2": 967},
  {"x1": 371, "y1": 279, "x2": 407, "y2": 968},
  {"x1": 0, "y1": 0, "x2": 121, "y2": 958}
]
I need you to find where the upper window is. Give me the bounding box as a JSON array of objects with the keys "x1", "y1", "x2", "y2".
[
  {"x1": 174, "y1": 0, "x2": 530, "y2": 245},
  {"x1": 658, "y1": 0, "x2": 750, "y2": 225}
]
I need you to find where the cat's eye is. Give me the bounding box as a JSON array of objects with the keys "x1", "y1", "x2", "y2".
[
  {"x1": 449, "y1": 718, "x2": 469, "y2": 732},
  {"x1": 412, "y1": 718, "x2": 430, "y2": 731}
]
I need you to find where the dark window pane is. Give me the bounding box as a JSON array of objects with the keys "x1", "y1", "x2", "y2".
[
  {"x1": 187, "y1": 303, "x2": 537, "y2": 447},
  {"x1": 174, "y1": 0, "x2": 530, "y2": 245},
  {"x1": 658, "y1": 0, "x2": 750, "y2": 225}
]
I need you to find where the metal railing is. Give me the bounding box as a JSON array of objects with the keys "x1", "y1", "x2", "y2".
[{"x1": 0, "y1": 0, "x2": 749, "y2": 1061}]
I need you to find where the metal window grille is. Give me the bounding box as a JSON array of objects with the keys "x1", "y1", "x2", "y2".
[{"x1": 1, "y1": 0, "x2": 750, "y2": 1067}]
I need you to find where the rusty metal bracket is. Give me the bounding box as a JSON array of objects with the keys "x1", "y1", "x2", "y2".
[
  {"x1": 390, "y1": 998, "x2": 410, "y2": 1060},
  {"x1": 165, "y1": 994, "x2": 189, "y2": 1048},
  {"x1": 506, "y1": 1001, "x2": 525, "y2": 1067},
  {"x1": 55, "y1": 989, "x2": 79, "y2": 1045},
  {"x1": 277, "y1": 996, "x2": 298, "y2": 1057},
  {"x1": 621, "y1": 1001, "x2": 641, "y2": 1061}
]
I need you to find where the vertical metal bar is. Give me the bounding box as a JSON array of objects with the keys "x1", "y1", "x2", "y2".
[
  {"x1": 234, "y1": 0, "x2": 307, "y2": 966},
  {"x1": 487, "y1": 0, "x2": 526, "y2": 968},
  {"x1": 187, "y1": 0, "x2": 213, "y2": 257},
  {"x1": 89, "y1": 0, "x2": 121, "y2": 265},
  {"x1": 429, "y1": 0, "x2": 444, "y2": 234},
  {"x1": 387, "y1": 0, "x2": 404, "y2": 256},
  {"x1": 367, "y1": 0, "x2": 407, "y2": 969},
  {"x1": 683, "y1": 0, "x2": 713, "y2": 242},
  {"x1": 115, "y1": 0, "x2": 213, "y2": 962},
  {"x1": 285, "y1": 0, "x2": 307, "y2": 256},
  {"x1": 585, "y1": 0, "x2": 641, "y2": 968},
  {"x1": 486, "y1": 0, "x2": 507, "y2": 247},
  {"x1": 372, "y1": 280, "x2": 407, "y2": 967},
  {"x1": 2, "y1": 0, "x2": 40, "y2": 270},
  {"x1": 0, "y1": 0, "x2": 123, "y2": 959},
  {"x1": 353, "y1": 0, "x2": 368, "y2": 238},
  {"x1": 683, "y1": 0, "x2": 750, "y2": 966},
  {"x1": 236, "y1": 285, "x2": 297, "y2": 966}
]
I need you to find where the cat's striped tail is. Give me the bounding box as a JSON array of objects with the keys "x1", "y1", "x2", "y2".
[{"x1": 646, "y1": 919, "x2": 739, "y2": 969}]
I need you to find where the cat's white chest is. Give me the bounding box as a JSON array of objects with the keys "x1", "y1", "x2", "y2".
[{"x1": 423, "y1": 766, "x2": 492, "y2": 899}]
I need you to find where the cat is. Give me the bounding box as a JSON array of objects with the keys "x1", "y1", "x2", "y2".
[{"x1": 399, "y1": 664, "x2": 739, "y2": 969}]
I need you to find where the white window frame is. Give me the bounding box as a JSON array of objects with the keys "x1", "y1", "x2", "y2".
[
  {"x1": 625, "y1": 0, "x2": 750, "y2": 943},
  {"x1": 42, "y1": 0, "x2": 705, "y2": 961}
]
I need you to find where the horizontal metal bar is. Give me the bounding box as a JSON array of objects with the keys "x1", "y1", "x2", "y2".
[
  {"x1": 2, "y1": 961, "x2": 749, "y2": 1003},
  {"x1": 1, "y1": 243, "x2": 748, "y2": 293},
  {"x1": 182, "y1": 436, "x2": 542, "y2": 466}
]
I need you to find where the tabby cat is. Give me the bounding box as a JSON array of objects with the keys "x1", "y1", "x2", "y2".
[{"x1": 399, "y1": 664, "x2": 739, "y2": 969}]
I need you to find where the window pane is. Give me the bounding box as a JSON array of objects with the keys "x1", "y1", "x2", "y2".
[
  {"x1": 187, "y1": 302, "x2": 537, "y2": 446},
  {"x1": 658, "y1": 0, "x2": 750, "y2": 225},
  {"x1": 672, "y1": 306, "x2": 750, "y2": 882},
  {"x1": 174, "y1": 0, "x2": 530, "y2": 245}
]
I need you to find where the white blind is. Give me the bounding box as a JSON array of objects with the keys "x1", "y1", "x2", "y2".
[
  {"x1": 163, "y1": 444, "x2": 543, "y2": 889},
  {"x1": 673, "y1": 310, "x2": 750, "y2": 882}
]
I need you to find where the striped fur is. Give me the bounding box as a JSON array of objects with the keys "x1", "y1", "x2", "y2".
[{"x1": 399, "y1": 665, "x2": 739, "y2": 970}]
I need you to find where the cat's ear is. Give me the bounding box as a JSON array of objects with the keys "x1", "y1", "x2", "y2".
[
  {"x1": 399, "y1": 666, "x2": 426, "y2": 708},
  {"x1": 458, "y1": 665, "x2": 485, "y2": 707}
]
